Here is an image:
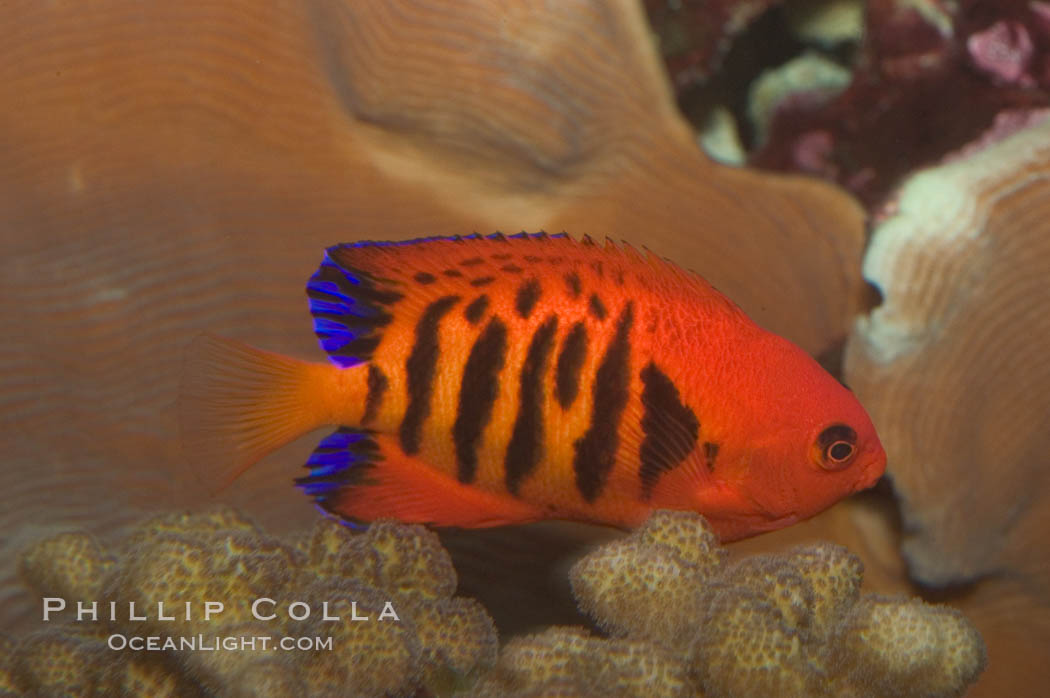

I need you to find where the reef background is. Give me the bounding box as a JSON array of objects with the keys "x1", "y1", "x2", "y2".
[{"x1": 2, "y1": 1, "x2": 1048, "y2": 695}]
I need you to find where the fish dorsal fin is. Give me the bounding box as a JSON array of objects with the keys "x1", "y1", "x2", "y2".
[{"x1": 306, "y1": 232, "x2": 748, "y2": 367}]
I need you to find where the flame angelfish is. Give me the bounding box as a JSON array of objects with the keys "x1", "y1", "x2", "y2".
[{"x1": 182, "y1": 233, "x2": 886, "y2": 541}]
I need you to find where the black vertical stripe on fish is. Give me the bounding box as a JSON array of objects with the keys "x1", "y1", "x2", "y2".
[
  {"x1": 453, "y1": 318, "x2": 509, "y2": 483},
  {"x1": 573, "y1": 302, "x2": 634, "y2": 502},
  {"x1": 638, "y1": 362, "x2": 700, "y2": 499},
  {"x1": 505, "y1": 315, "x2": 559, "y2": 495},
  {"x1": 588, "y1": 294, "x2": 607, "y2": 321},
  {"x1": 703, "y1": 442, "x2": 720, "y2": 471},
  {"x1": 399, "y1": 295, "x2": 460, "y2": 455},
  {"x1": 564, "y1": 271, "x2": 582, "y2": 298},
  {"x1": 516, "y1": 279, "x2": 541, "y2": 318},
  {"x1": 464, "y1": 295, "x2": 489, "y2": 325},
  {"x1": 362, "y1": 365, "x2": 389, "y2": 425},
  {"x1": 555, "y1": 322, "x2": 587, "y2": 409}
]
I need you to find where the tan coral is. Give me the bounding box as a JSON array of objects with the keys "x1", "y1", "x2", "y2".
[
  {"x1": 634, "y1": 509, "x2": 727, "y2": 573},
  {"x1": 844, "y1": 114, "x2": 1050, "y2": 693},
  {"x1": 107, "y1": 511, "x2": 304, "y2": 634},
  {"x1": 486, "y1": 626, "x2": 695, "y2": 698},
  {"x1": 17, "y1": 530, "x2": 112, "y2": 601},
  {"x1": 690, "y1": 583, "x2": 820, "y2": 698},
  {"x1": 299, "y1": 518, "x2": 379, "y2": 582},
  {"x1": 1, "y1": 0, "x2": 867, "y2": 634},
  {"x1": 828, "y1": 595, "x2": 988, "y2": 698},
  {"x1": 409, "y1": 596, "x2": 499, "y2": 685},
  {"x1": 14, "y1": 508, "x2": 496, "y2": 697},
  {"x1": 363, "y1": 520, "x2": 458, "y2": 603},
  {"x1": 723, "y1": 554, "x2": 817, "y2": 635},
  {"x1": 783, "y1": 543, "x2": 864, "y2": 639},
  {"x1": 0, "y1": 635, "x2": 17, "y2": 696},
  {"x1": 227, "y1": 657, "x2": 303, "y2": 698},
  {"x1": 846, "y1": 114, "x2": 1050, "y2": 586},
  {"x1": 565, "y1": 510, "x2": 985, "y2": 698},
  {"x1": 10, "y1": 628, "x2": 109, "y2": 697},
  {"x1": 568, "y1": 509, "x2": 725, "y2": 646},
  {"x1": 100, "y1": 653, "x2": 204, "y2": 698},
  {"x1": 299, "y1": 585, "x2": 423, "y2": 698},
  {"x1": 569, "y1": 539, "x2": 709, "y2": 646}
]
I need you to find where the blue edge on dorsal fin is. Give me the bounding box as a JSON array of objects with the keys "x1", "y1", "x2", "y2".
[{"x1": 305, "y1": 232, "x2": 566, "y2": 368}]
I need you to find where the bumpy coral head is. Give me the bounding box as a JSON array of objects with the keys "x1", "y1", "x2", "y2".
[{"x1": 691, "y1": 330, "x2": 886, "y2": 541}]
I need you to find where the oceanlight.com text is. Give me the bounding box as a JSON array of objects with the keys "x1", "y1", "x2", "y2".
[{"x1": 107, "y1": 633, "x2": 334, "y2": 652}]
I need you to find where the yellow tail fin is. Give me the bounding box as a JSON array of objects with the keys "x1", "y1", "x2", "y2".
[{"x1": 179, "y1": 333, "x2": 347, "y2": 491}]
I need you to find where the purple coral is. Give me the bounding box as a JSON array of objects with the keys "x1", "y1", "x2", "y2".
[{"x1": 968, "y1": 20, "x2": 1036, "y2": 85}]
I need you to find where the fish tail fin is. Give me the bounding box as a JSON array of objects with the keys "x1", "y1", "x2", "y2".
[{"x1": 180, "y1": 332, "x2": 358, "y2": 492}]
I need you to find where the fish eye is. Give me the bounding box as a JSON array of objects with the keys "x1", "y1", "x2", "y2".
[{"x1": 816, "y1": 424, "x2": 858, "y2": 470}]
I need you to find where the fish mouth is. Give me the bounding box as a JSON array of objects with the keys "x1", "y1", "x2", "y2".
[{"x1": 854, "y1": 453, "x2": 888, "y2": 491}]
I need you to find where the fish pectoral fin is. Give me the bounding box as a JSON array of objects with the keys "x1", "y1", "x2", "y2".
[{"x1": 297, "y1": 430, "x2": 544, "y2": 528}]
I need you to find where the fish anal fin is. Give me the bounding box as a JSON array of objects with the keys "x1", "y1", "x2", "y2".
[{"x1": 298, "y1": 432, "x2": 543, "y2": 528}]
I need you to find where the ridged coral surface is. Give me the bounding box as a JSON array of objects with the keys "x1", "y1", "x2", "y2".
[
  {"x1": 844, "y1": 113, "x2": 1050, "y2": 696},
  {"x1": 847, "y1": 115, "x2": 1050, "y2": 587}
]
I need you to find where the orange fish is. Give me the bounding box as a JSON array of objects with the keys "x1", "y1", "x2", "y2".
[{"x1": 181, "y1": 233, "x2": 885, "y2": 541}]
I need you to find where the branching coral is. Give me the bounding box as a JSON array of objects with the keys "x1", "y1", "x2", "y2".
[
  {"x1": 14, "y1": 509, "x2": 496, "y2": 697},
  {"x1": 476, "y1": 626, "x2": 693, "y2": 698},
  {"x1": 482, "y1": 510, "x2": 986, "y2": 698},
  {"x1": 14, "y1": 508, "x2": 987, "y2": 698}
]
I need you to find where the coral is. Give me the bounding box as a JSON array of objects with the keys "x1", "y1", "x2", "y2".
[
  {"x1": 644, "y1": 0, "x2": 784, "y2": 89},
  {"x1": 747, "y1": 0, "x2": 1050, "y2": 208},
  {"x1": 17, "y1": 530, "x2": 113, "y2": 601},
  {"x1": 690, "y1": 583, "x2": 818, "y2": 697},
  {"x1": 478, "y1": 626, "x2": 693, "y2": 698},
  {"x1": 11, "y1": 629, "x2": 114, "y2": 697},
  {"x1": 0, "y1": 635, "x2": 18, "y2": 697},
  {"x1": 785, "y1": 542, "x2": 864, "y2": 638},
  {"x1": 13, "y1": 508, "x2": 496, "y2": 697},
  {"x1": 828, "y1": 595, "x2": 989, "y2": 698},
  {"x1": 569, "y1": 510, "x2": 724, "y2": 645},
  {"x1": 785, "y1": 0, "x2": 864, "y2": 47},
  {"x1": 297, "y1": 584, "x2": 424, "y2": 698},
  {"x1": 748, "y1": 51, "x2": 852, "y2": 147},
  {"x1": 496, "y1": 509, "x2": 987, "y2": 698},
  {"x1": 843, "y1": 112, "x2": 1050, "y2": 695},
  {"x1": 845, "y1": 114, "x2": 1050, "y2": 587}
]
